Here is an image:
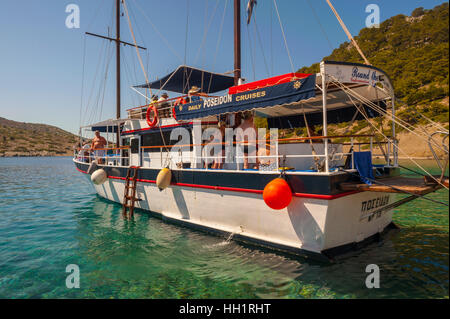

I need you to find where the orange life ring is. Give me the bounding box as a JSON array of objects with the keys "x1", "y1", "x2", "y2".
[
  {"x1": 174, "y1": 97, "x2": 186, "y2": 106},
  {"x1": 146, "y1": 104, "x2": 158, "y2": 128}
]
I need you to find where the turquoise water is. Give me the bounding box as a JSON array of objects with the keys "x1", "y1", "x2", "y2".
[{"x1": 0, "y1": 157, "x2": 448, "y2": 299}]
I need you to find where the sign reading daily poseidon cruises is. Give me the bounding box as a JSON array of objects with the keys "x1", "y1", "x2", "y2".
[{"x1": 175, "y1": 74, "x2": 316, "y2": 121}]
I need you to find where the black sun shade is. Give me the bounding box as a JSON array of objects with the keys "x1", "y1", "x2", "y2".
[{"x1": 133, "y1": 65, "x2": 235, "y2": 94}]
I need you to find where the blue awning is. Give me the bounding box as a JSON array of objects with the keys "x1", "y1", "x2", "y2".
[
  {"x1": 85, "y1": 119, "x2": 124, "y2": 133},
  {"x1": 134, "y1": 65, "x2": 235, "y2": 94},
  {"x1": 91, "y1": 126, "x2": 120, "y2": 133},
  {"x1": 174, "y1": 74, "x2": 316, "y2": 121}
]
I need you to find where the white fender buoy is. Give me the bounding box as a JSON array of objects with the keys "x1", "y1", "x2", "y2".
[
  {"x1": 86, "y1": 160, "x2": 98, "y2": 175},
  {"x1": 156, "y1": 168, "x2": 172, "y2": 191},
  {"x1": 91, "y1": 169, "x2": 107, "y2": 185}
]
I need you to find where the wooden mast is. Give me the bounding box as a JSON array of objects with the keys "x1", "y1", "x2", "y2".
[
  {"x1": 115, "y1": 0, "x2": 121, "y2": 146},
  {"x1": 234, "y1": 0, "x2": 241, "y2": 86}
]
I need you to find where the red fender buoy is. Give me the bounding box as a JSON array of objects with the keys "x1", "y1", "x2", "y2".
[
  {"x1": 146, "y1": 104, "x2": 158, "y2": 128},
  {"x1": 263, "y1": 178, "x2": 292, "y2": 210}
]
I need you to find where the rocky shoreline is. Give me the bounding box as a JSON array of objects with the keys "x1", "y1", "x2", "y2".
[{"x1": 0, "y1": 151, "x2": 73, "y2": 157}]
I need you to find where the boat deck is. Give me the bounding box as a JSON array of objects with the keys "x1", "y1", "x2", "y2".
[{"x1": 339, "y1": 176, "x2": 448, "y2": 195}]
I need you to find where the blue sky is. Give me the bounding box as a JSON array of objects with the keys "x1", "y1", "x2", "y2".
[{"x1": 0, "y1": 0, "x2": 447, "y2": 134}]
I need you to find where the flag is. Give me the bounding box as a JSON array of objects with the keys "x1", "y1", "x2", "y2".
[{"x1": 247, "y1": 0, "x2": 257, "y2": 24}]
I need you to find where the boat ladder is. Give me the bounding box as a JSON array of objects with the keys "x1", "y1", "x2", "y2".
[{"x1": 122, "y1": 166, "x2": 141, "y2": 218}]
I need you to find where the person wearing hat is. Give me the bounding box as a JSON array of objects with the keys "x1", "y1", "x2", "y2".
[
  {"x1": 158, "y1": 92, "x2": 170, "y2": 118},
  {"x1": 188, "y1": 86, "x2": 208, "y2": 101},
  {"x1": 141, "y1": 95, "x2": 159, "y2": 119},
  {"x1": 158, "y1": 92, "x2": 169, "y2": 102},
  {"x1": 188, "y1": 86, "x2": 201, "y2": 102}
]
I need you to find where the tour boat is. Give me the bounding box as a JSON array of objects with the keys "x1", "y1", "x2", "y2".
[{"x1": 74, "y1": 0, "x2": 448, "y2": 260}]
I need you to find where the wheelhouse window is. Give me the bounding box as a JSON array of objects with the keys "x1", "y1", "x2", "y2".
[
  {"x1": 141, "y1": 128, "x2": 193, "y2": 153},
  {"x1": 130, "y1": 138, "x2": 140, "y2": 154}
]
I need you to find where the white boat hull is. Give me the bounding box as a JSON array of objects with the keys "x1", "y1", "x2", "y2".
[{"x1": 91, "y1": 175, "x2": 395, "y2": 259}]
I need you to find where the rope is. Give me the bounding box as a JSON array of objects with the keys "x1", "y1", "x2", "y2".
[
  {"x1": 270, "y1": 0, "x2": 273, "y2": 75},
  {"x1": 325, "y1": 0, "x2": 371, "y2": 65},
  {"x1": 305, "y1": 0, "x2": 333, "y2": 52},
  {"x1": 98, "y1": 43, "x2": 115, "y2": 121},
  {"x1": 122, "y1": 49, "x2": 138, "y2": 108},
  {"x1": 123, "y1": 0, "x2": 171, "y2": 161},
  {"x1": 246, "y1": 22, "x2": 256, "y2": 81},
  {"x1": 194, "y1": 0, "x2": 220, "y2": 65},
  {"x1": 207, "y1": 0, "x2": 229, "y2": 93},
  {"x1": 84, "y1": 38, "x2": 107, "y2": 125},
  {"x1": 301, "y1": 104, "x2": 322, "y2": 171},
  {"x1": 355, "y1": 102, "x2": 389, "y2": 162},
  {"x1": 395, "y1": 97, "x2": 449, "y2": 133},
  {"x1": 399, "y1": 164, "x2": 432, "y2": 177},
  {"x1": 253, "y1": 12, "x2": 270, "y2": 77},
  {"x1": 92, "y1": 43, "x2": 114, "y2": 124},
  {"x1": 122, "y1": 0, "x2": 152, "y2": 97},
  {"x1": 131, "y1": 0, "x2": 183, "y2": 63},
  {"x1": 348, "y1": 83, "x2": 448, "y2": 154},
  {"x1": 330, "y1": 77, "x2": 449, "y2": 190},
  {"x1": 273, "y1": 0, "x2": 295, "y2": 73},
  {"x1": 184, "y1": 0, "x2": 190, "y2": 65},
  {"x1": 327, "y1": 76, "x2": 448, "y2": 155},
  {"x1": 79, "y1": 36, "x2": 87, "y2": 129}
]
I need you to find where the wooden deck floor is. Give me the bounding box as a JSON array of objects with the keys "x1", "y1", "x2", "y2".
[{"x1": 339, "y1": 176, "x2": 448, "y2": 195}]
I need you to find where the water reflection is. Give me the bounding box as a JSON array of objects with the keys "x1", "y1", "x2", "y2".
[{"x1": 71, "y1": 193, "x2": 448, "y2": 298}]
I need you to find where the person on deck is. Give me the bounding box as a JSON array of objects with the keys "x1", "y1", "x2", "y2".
[
  {"x1": 158, "y1": 92, "x2": 170, "y2": 118},
  {"x1": 236, "y1": 111, "x2": 257, "y2": 169},
  {"x1": 91, "y1": 131, "x2": 107, "y2": 164},
  {"x1": 188, "y1": 86, "x2": 207, "y2": 102},
  {"x1": 212, "y1": 121, "x2": 226, "y2": 169},
  {"x1": 78, "y1": 140, "x2": 91, "y2": 163},
  {"x1": 202, "y1": 134, "x2": 215, "y2": 169}
]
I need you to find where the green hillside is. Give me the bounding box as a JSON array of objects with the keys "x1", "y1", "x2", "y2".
[
  {"x1": 0, "y1": 117, "x2": 78, "y2": 157},
  {"x1": 298, "y1": 2, "x2": 449, "y2": 125}
]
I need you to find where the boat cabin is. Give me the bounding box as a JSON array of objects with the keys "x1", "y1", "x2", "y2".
[{"x1": 77, "y1": 61, "x2": 398, "y2": 176}]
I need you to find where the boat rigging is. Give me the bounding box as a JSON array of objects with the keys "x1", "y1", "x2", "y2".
[{"x1": 74, "y1": 0, "x2": 448, "y2": 260}]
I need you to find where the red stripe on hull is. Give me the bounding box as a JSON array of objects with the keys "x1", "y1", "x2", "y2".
[{"x1": 76, "y1": 166, "x2": 359, "y2": 200}]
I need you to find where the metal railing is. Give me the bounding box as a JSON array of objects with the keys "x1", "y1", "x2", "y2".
[
  {"x1": 73, "y1": 146, "x2": 130, "y2": 166},
  {"x1": 126, "y1": 94, "x2": 214, "y2": 120},
  {"x1": 137, "y1": 134, "x2": 390, "y2": 173},
  {"x1": 74, "y1": 135, "x2": 396, "y2": 173}
]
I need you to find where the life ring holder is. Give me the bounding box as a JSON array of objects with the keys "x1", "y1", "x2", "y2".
[{"x1": 146, "y1": 104, "x2": 159, "y2": 128}]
